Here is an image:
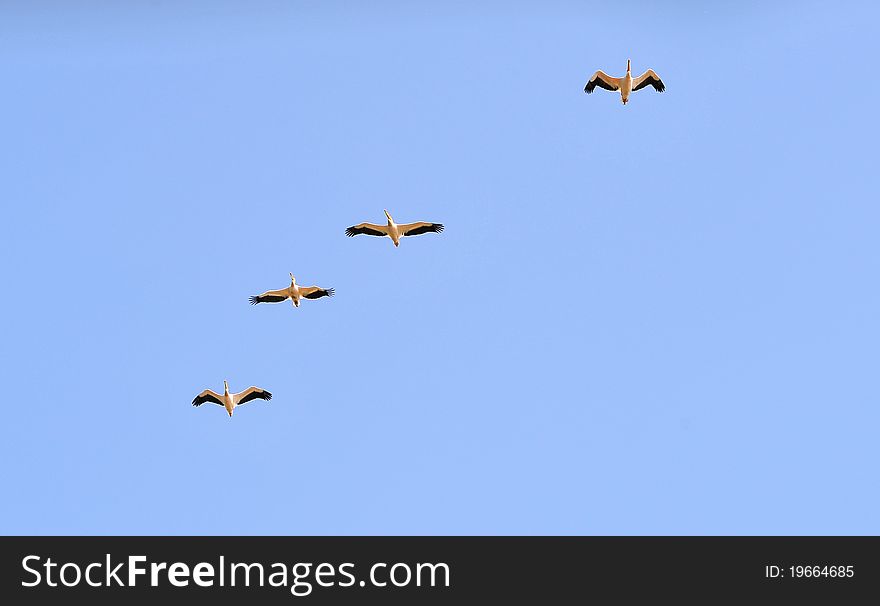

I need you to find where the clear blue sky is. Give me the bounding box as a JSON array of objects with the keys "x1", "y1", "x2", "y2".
[{"x1": 1, "y1": 1, "x2": 878, "y2": 535}]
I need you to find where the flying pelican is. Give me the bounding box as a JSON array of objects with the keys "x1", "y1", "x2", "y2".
[
  {"x1": 192, "y1": 381, "x2": 272, "y2": 417},
  {"x1": 249, "y1": 273, "x2": 335, "y2": 308},
  {"x1": 584, "y1": 59, "x2": 665, "y2": 105},
  {"x1": 345, "y1": 210, "x2": 444, "y2": 247}
]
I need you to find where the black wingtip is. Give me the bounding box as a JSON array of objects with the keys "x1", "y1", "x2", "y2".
[
  {"x1": 248, "y1": 296, "x2": 259, "y2": 305},
  {"x1": 345, "y1": 227, "x2": 356, "y2": 237},
  {"x1": 327, "y1": 288, "x2": 335, "y2": 297},
  {"x1": 265, "y1": 391, "x2": 273, "y2": 401}
]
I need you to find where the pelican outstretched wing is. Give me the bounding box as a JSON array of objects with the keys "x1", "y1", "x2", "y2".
[
  {"x1": 345, "y1": 223, "x2": 389, "y2": 237},
  {"x1": 249, "y1": 288, "x2": 290, "y2": 305},
  {"x1": 632, "y1": 69, "x2": 665, "y2": 92},
  {"x1": 399, "y1": 222, "x2": 444, "y2": 237},
  {"x1": 192, "y1": 390, "x2": 224, "y2": 407},
  {"x1": 584, "y1": 70, "x2": 620, "y2": 93},
  {"x1": 233, "y1": 387, "x2": 273, "y2": 406},
  {"x1": 300, "y1": 286, "x2": 335, "y2": 300}
]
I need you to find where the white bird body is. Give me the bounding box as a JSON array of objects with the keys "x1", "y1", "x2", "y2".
[
  {"x1": 289, "y1": 281, "x2": 303, "y2": 307},
  {"x1": 221, "y1": 388, "x2": 235, "y2": 417},
  {"x1": 249, "y1": 273, "x2": 335, "y2": 308},
  {"x1": 386, "y1": 213, "x2": 401, "y2": 247},
  {"x1": 345, "y1": 210, "x2": 444, "y2": 247},
  {"x1": 584, "y1": 59, "x2": 665, "y2": 105},
  {"x1": 620, "y1": 69, "x2": 633, "y2": 103},
  {"x1": 192, "y1": 381, "x2": 273, "y2": 418}
]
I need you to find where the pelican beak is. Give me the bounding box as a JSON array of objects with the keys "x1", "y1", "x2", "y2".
[
  {"x1": 384, "y1": 209, "x2": 392, "y2": 221},
  {"x1": 627, "y1": 58, "x2": 631, "y2": 72}
]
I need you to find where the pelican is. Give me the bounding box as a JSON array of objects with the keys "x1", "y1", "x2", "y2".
[
  {"x1": 345, "y1": 209, "x2": 444, "y2": 247},
  {"x1": 249, "y1": 273, "x2": 335, "y2": 308},
  {"x1": 192, "y1": 381, "x2": 272, "y2": 417},
  {"x1": 584, "y1": 59, "x2": 665, "y2": 105}
]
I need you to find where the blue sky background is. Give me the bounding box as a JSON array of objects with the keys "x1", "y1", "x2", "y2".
[{"x1": 1, "y1": 1, "x2": 878, "y2": 535}]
